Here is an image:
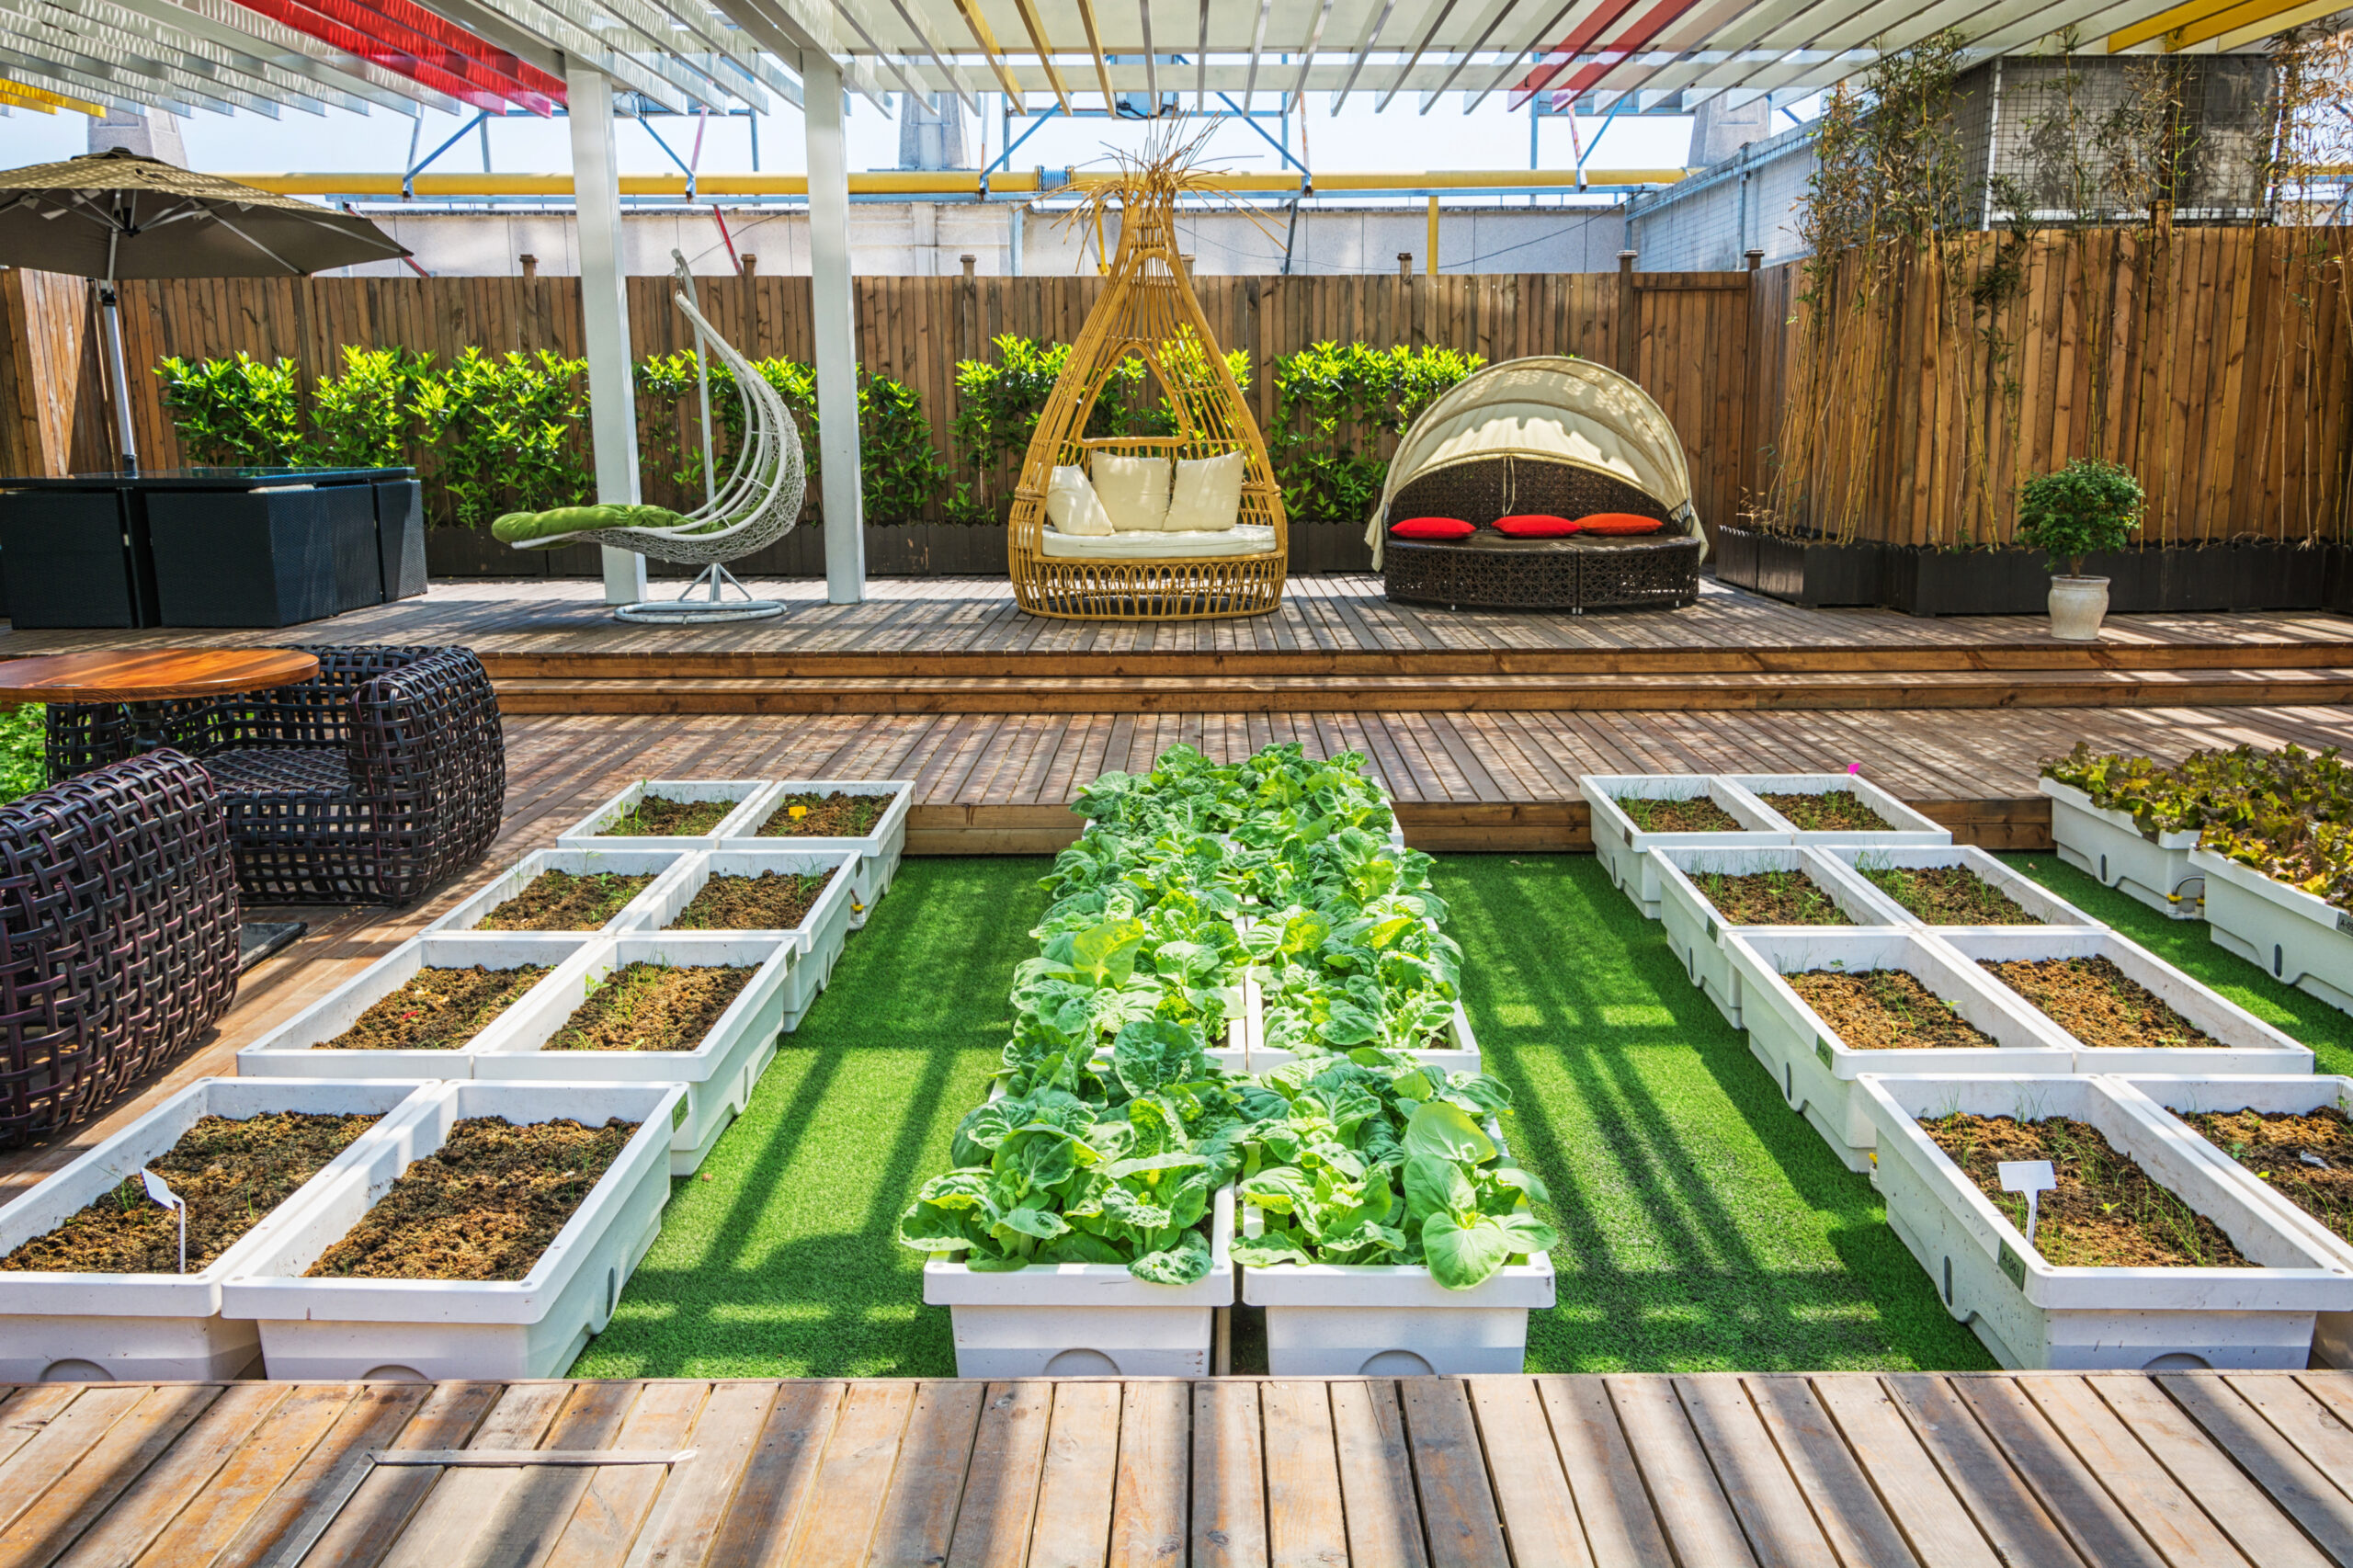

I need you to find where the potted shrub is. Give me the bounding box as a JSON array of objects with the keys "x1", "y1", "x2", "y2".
[{"x1": 2015, "y1": 459, "x2": 2143, "y2": 641}]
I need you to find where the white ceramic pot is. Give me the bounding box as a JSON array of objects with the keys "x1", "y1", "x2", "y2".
[{"x1": 2048, "y1": 575, "x2": 2110, "y2": 641}]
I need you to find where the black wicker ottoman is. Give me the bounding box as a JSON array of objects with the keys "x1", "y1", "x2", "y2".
[{"x1": 1382, "y1": 535, "x2": 1702, "y2": 611}]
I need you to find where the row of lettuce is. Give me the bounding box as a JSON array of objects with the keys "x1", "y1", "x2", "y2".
[
  {"x1": 2044, "y1": 741, "x2": 2353, "y2": 912},
  {"x1": 155, "y1": 337, "x2": 1483, "y2": 533},
  {"x1": 894, "y1": 744, "x2": 1557, "y2": 1291}
]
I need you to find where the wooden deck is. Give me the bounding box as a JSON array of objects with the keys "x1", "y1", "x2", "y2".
[{"x1": 10, "y1": 1371, "x2": 2353, "y2": 1567}]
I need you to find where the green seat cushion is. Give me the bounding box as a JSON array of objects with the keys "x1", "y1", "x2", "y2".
[{"x1": 491, "y1": 502, "x2": 716, "y2": 546}]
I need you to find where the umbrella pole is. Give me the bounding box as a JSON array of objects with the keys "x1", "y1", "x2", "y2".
[{"x1": 100, "y1": 229, "x2": 138, "y2": 475}]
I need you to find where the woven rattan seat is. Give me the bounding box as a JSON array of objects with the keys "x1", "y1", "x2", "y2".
[{"x1": 46, "y1": 644, "x2": 505, "y2": 905}]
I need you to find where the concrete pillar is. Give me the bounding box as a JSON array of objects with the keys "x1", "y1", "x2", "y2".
[
  {"x1": 565, "y1": 62, "x2": 647, "y2": 607},
  {"x1": 803, "y1": 53, "x2": 866, "y2": 604}
]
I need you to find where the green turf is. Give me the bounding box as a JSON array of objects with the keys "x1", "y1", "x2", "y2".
[{"x1": 2002, "y1": 851, "x2": 2353, "y2": 1075}]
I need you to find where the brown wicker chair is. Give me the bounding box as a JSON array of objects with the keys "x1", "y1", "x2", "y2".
[
  {"x1": 46, "y1": 644, "x2": 505, "y2": 905},
  {"x1": 0, "y1": 749, "x2": 240, "y2": 1145}
]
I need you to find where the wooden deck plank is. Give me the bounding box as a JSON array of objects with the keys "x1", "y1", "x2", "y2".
[
  {"x1": 1108, "y1": 1381, "x2": 1188, "y2": 1568},
  {"x1": 699, "y1": 1381, "x2": 839, "y2": 1568},
  {"x1": 0, "y1": 1387, "x2": 155, "y2": 1540},
  {"x1": 1534, "y1": 1378, "x2": 1676, "y2": 1568},
  {"x1": 2018, "y1": 1376, "x2": 2256, "y2": 1568},
  {"x1": 1402, "y1": 1379, "x2": 1512, "y2": 1568},
  {"x1": 862, "y1": 1382, "x2": 985, "y2": 1568},
  {"x1": 204, "y1": 1384, "x2": 433, "y2": 1568},
  {"x1": 1605, "y1": 1376, "x2": 1758, "y2": 1568},
  {"x1": 0, "y1": 1389, "x2": 92, "y2": 1474},
  {"x1": 297, "y1": 1381, "x2": 504, "y2": 1568},
  {"x1": 373, "y1": 1381, "x2": 576, "y2": 1568},
  {"x1": 1189, "y1": 1381, "x2": 1267, "y2": 1568},
  {"x1": 1881, "y1": 1376, "x2": 2086, "y2": 1568},
  {"x1": 1951, "y1": 1378, "x2": 2171, "y2": 1568},
  {"x1": 2222, "y1": 1372, "x2": 2353, "y2": 1494},
  {"x1": 783, "y1": 1381, "x2": 918, "y2": 1568},
  {"x1": 0, "y1": 1384, "x2": 224, "y2": 1568},
  {"x1": 48, "y1": 1382, "x2": 290, "y2": 1568},
  {"x1": 2088, "y1": 1376, "x2": 2329, "y2": 1568},
  {"x1": 1328, "y1": 1381, "x2": 1427, "y2": 1568},
  {"x1": 1805, "y1": 1378, "x2": 1996, "y2": 1568},
  {"x1": 1025, "y1": 1382, "x2": 1121, "y2": 1568},
  {"x1": 2159, "y1": 1375, "x2": 2353, "y2": 1565},
  {"x1": 945, "y1": 1382, "x2": 1052, "y2": 1568},
  {"x1": 538, "y1": 1380, "x2": 710, "y2": 1568},
  {"x1": 1740, "y1": 1378, "x2": 1917, "y2": 1568},
  {"x1": 1463, "y1": 1378, "x2": 1593, "y2": 1568},
  {"x1": 1671, "y1": 1376, "x2": 1839, "y2": 1568},
  {"x1": 1260, "y1": 1382, "x2": 1348, "y2": 1568}
]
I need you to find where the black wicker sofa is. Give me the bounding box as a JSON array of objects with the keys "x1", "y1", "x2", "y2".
[{"x1": 1379, "y1": 455, "x2": 1702, "y2": 612}]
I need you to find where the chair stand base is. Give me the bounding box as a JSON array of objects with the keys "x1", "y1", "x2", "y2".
[{"x1": 613, "y1": 563, "x2": 788, "y2": 624}]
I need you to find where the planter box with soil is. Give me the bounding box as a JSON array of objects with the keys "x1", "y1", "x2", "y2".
[
  {"x1": 718, "y1": 778, "x2": 915, "y2": 929},
  {"x1": 472, "y1": 935, "x2": 800, "y2": 1174},
  {"x1": 556, "y1": 779, "x2": 774, "y2": 851},
  {"x1": 2104, "y1": 1074, "x2": 2353, "y2": 1366},
  {"x1": 924, "y1": 1185, "x2": 1234, "y2": 1378},
  {"x1": 1247, "y1": 995, "x2": 1479, "y2": 1075},
  {"x1": 1722, "y1": 772, "x2": 1951, "y2": 847},
  {"x1": 1653, "y1": 846, "x2": 1912, "y2": 1028},
  {"x1": 426, "y1": 849, "x2": 685, "y2": 936},
  {"x1": 2191, "y1": 847, "x2": 2353, "y2": 1017},
  {"x1": 2039, "y1": 778, "x2": 2204, "y2": 920},
  {"x1": 1821, "y1": 845, "x2": 2104, "y2": 932},
  {"x1": 219, "y1": 1079, "x2": 685, "y2": 1381},
  {"x1": 624, "y1": 850, "x2": 858, "y2": 1020},
  {"x1": 1725, "y1": 929, "x2": 2076, "y2": 1170},
  {"x1": 1576, "y1": 773, "x2": 1790, "y2": 918},
  {"x1": 1858, "y1": 1074, "x2": 2353, "y2": 1369},
  {"x1": 1938, "y1": 929, "x2": 2312, "y2": 1077},
  {"x1": 0, "y1": 1077, "x2": 437, "y2": 1381},
  {"x1": 237, "y1": 934, "x2": 590, "y2": 1079}
]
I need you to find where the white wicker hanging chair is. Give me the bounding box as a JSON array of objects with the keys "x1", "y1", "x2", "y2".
[{"x1": 516, "y1": 255, "x2": 808, "y2": 623}]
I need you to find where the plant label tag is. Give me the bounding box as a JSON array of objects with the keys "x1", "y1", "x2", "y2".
[
  {"x1": 140, "y1": 1169, "x2": 182, "y2": 1211},
  {"x1": 2336, "y1": 912, "x2": 2353, "y2": 937},
  {"x1": 1999, "y1": 1241, "x2": 2027, "y2": 1290},
  {"x1": 1814, "y1": 1037, "x2": 1834, "y2": 1069},
  {"x1": 1706, "y1": 916, "x2": 1719, "y2": 942},
  {"x1": 1999, "y1": 1160, "x2": 2056, "y2": 1249},
  {"x1": 1623, "y1": 824, "x2": 1633, "y2": 846}
]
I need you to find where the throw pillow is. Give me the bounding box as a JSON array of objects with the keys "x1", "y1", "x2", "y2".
[
  {"x1": 1093, "y1": 453, "x2": 1173, "y2": 532},
  {"x1": 1166, "y1": 451, "x2": 1245, "y2": 532},
  {"x1": 1494, "y1": 513, "x2": 1582, "y2": 538},
  {"x1": 492, "y1": 503, "x2": 699, "y2": 545},
  {"x1": 1046, "y1": 464, "x2": 1116, "y2": 536},
  {"x1": 1575, "y1": 511, "x2": 1665, "y2": 535},
  {"x1": 1389, "y1": 517, "x2": 1476, "y2": 540}
]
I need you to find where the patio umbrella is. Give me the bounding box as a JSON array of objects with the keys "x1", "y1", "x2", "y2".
[{"x1": 0, "y1": 147, "x2": 411, "y2": 472}]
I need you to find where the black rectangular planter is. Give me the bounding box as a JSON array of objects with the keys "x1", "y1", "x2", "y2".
[
  {"x1": 1289, "y1": 520, "x2": 1376, "y2": 574},
  {"x1": 147, "y1": 485, "x2": 381, "y2": 628},
  {"x1": 0, "y1": 489, "x2": 156, "y2": 628},
  {"x1": 1711, "y1": 528, "x2": 1883, "y2": 607},
  {"x1": 375, "y1": 481, "x2": 428, "y2": 601}
]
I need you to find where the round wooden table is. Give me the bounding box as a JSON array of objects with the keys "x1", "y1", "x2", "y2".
[{"x1": 0, "y1": 649, "x2": 320, "y2": 708}]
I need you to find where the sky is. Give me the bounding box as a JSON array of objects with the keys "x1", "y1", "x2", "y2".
[{"x1": 0, "y1": 89, "x2": 1704, "y2": 183}]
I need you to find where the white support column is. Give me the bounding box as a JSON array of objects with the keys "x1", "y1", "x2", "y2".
[
  {"x1": 801, "y1": 52, "x2": 866, "y2": 604},
  {"x1": 565, "y1": 62, "x2": 648, "y2": 607}
]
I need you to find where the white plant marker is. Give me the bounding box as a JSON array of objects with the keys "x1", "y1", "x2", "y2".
[
  {"x1": 1999, "y1": 1160, "x2": 2057, "y2": 1251},
  {"x1": 141, "y1": 1168, "x2": 187, "y2": 1274}
]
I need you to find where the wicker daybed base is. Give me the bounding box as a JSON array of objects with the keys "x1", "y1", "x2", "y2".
[{"x1": 1382, "y1": 535, "x2": 1702, "y2": 611}]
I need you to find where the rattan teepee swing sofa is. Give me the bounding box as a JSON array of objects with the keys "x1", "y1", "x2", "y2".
[{"x1": 1006, "y1": 147, "x2": 1285, "y2": 620}]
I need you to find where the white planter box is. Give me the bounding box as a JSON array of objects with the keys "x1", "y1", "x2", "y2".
[
  {"x1": 1719, "y1": 772, "x2": 1952, "y2": 847},
  {"x1": 426, "y1": 849, "x2": 686, "y2": 936},
  {"x1": 622, "y1": 849, "x2": 858, "y2": 1016},
  {"x1": 472, "y1": 935, "x2": 800, "y2": 1174},
  {"x1": 1654, "y1": 846, "x2": 1912, "y2": 1029},
  {"x1": 922, "y1": 1186, "x2": 1234, "y2": 1378},
  {"x1": 1859, "y1": 1073, "x2": 2353, "y2": 1369},
  {"x1": 1248, "y1": 999, "x2": 1479, "y2": 1075},
  {"x1": 1577, "y1": 773, "x2": 1790, "y2": 918},
  {"x1": 2194, "y1": 847, "x2": 2353, "y2": 1016},
  {"x1": 1818, "y1": 844, "x2": 2106, "y2": 932},
  {"x1": 0, "y1": 1078, "x2": 439, "y2": 1382},
  {"x1": 1727, "y1": 928, "x2": 2076, "y2": 1171},
  {"x1": 555, "y1": 779, "x2": 773, "y2": 851},
  {"x1": 2040, "y1": 778, "x2": 2204, "y2": 920},
  {"x1": 236, "y1": 934, "x2": 593, "y2": 1080},
  {"x1": 721, "y1": 779, "x2": 915, "y2": 929},
  {"x1": 220, "y1": 1080, "x2": 685, "y2": 1381},
  {"x1": 2104, "y1": 1074, "x2": 2353, "y2": 1367},
  {"x1": 1939, "y1": 928, "x2": 2313, "y2": 1077}
]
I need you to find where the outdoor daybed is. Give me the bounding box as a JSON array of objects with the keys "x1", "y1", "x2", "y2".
[{"x1": 1367, "y1": 357, "x2": 1704, "y2": 611}]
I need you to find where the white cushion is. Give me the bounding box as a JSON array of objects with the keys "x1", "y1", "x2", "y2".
[
  {"x1": 1166, "y1": 451, "x2": 1245, "y2": 532},
  {"x1": 1045, "y1": 464, "x2": 1114, "y2": 536},
  {"x1": 1040, "y1": 524, "x2": 1278, "y2": 560},
  {"x1": 1091, "y1": 453, "x2": 1172, "y2": 532}
]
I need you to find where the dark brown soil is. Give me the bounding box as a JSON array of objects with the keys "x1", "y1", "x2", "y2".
[
  {"x1": 545, "y1": 961, "x2": 756, "y2": 1051},
  {"x1": 665, "y1": 869, "x2": 831, "y2": 930},
  {"x1": 2179, "y1": 1107, "x2": 2353, "y2": 1244},
  {"x1": 1787, "y1": 969, "x2": 1996, "y2": 1051},
  {"x1": 1689, "y1": 869, "x2": 1853, "y2": 926},
  {"x1": 756, "y1": 790, "x2": 888, "y2": 838},
  {"x1": 1758, "y1": 790, "x2": 1897, "y2": 834},
  {"x1": 1921, "y1": 1113, "x2": 2252, "y2": 1267},
  {"x1": 479, "y1": 870, "x2": 654, "y2": 932},
  {"x1": 1615, "y1": 794, "x2": 1742, "y2": 833},
  {"x1": 323, "y1": 966, "x2": 551, "y2": 1051},
  {"x1": 1, "y1": 1112, "x2": 381, "y2": 1274},
  {"x1": 1982, "y1": 955, "x2": 2217, "y2": 1050},
  {"x1": 1859, "y1": 865, "x2": 2041, "y2": 926},
  {"x1": 304, "y1": 1116, "x2": 638, "y2": 1282},
  {"x1": 597, "y1": 794, "x2": 734, "y2": 837}
]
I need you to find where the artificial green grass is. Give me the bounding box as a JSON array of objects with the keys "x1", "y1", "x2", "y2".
[{"x1": 2002, "y1": 851, "x2": 2353, "y2": 1075}]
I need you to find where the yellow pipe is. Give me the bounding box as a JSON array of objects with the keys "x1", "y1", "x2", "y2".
[
  {"x1": 230, "y1": 167, "x2": 1689, "y2": 199},
  {"x1": 0, "y1": 77, "x2": 104, "y2": 115},
  {"x1": 1427, "y1": 195, "x2": 1438, "y2": 278},
  {"x1": 2108, "y1": 0, "x2": 2242, "y2": 49}
]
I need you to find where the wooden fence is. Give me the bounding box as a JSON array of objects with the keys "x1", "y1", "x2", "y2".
[{"x1": 1, "y1": 229, "x2": 2345, "y2": 543}]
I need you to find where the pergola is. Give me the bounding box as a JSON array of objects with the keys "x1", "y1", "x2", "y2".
[{"x1": 0, "y1": 0, "x2": 2322, "y2": 605}]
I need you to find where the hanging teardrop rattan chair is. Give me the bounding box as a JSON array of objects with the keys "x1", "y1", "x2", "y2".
[
  {"x1": 495, "y1": 254, "x2": 807, "y2": 623},
  {"x1": 1006, "y1": 143, "x2": 1286, "y2": 620}
]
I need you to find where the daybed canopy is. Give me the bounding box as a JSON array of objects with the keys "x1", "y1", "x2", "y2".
[{"x1": 1368, "y1": 357, "x2": 1700, "y2": 568}]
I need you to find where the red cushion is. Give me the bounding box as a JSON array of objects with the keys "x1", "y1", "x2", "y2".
[
  {"x1": 1574, "y1": 511, "x2": 1665, "y2": 535},
  {"x1": 1493, "y1": 513, "x2": 1582, "y2": 538},
  {"x1": 1389, "y1": 516, "x2": 1475, "y2": 540}
]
